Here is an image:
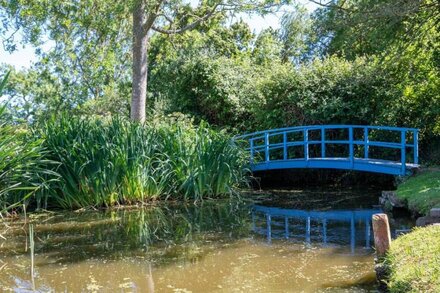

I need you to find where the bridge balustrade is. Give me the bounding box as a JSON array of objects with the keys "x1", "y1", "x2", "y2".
[{"x1": 236, "y1": 125, "x2": 419, "y2": 176}]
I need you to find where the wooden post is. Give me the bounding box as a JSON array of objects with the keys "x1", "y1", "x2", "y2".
[
  {"x1": 250, "y1": 139, "x2": 254, "y2": 164},
  {"x1": 401, "y1": 130, "x2": 406, "y2": 174},
  {"x1": 306, "y1": 216, "x2": 311, "y2": 244},
  {"x1": 304, "y1": 129, "x2": 309, "y2": 161},
  {"x1": 364, "y1": 127, "x2": 369, "y2": 159},
  {"x1": 349, "y1": 127, "x2": 354, "y2": 168},
  {"x1": 283, "y1": 132, "x2": 287, "y2": 160},
  {"x1": 266, "y1": 213, "x2": 272, "y2": 244},
  {"x1": 265, "y1": 132, "x2": 270, "y2": 162},
  {"x1": 413, "y1": 129, "x2": 418, "y2": 164},
  {"x1": 350, "y1": 212, "x2": 355, "y2": 254},
  {"x1": 372, "y1": 213, "x2": 391, "y2": 257},
  {"x1": 322, "y1": 218, "x2": 327, "y2": 245},
  {"x1": 365, "y1": 217, "x2": 371, "y2": 249}
]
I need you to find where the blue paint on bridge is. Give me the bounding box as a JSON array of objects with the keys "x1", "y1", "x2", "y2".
[
  {"x1": 252, "y1": 205, "x2": 381, "y2": 252},
  {"x1": 236, "y1": 125, "x2": 419, "y2": 176}
]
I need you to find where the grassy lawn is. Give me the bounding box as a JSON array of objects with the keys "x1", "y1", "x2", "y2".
[
  {"x1": 396, "y1": 170, "x2": 440, "y2": 215},
  {"x1": 385, "y1": 225, "x2": 440, "y2": 293}
]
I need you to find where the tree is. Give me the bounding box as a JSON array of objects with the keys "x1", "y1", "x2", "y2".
[
  {"x1": 0, "y1": 0, "x2": 290, "y2": 122},
  {"x1": 309, "y1": 0, "x2": 440, "y2": 58}
]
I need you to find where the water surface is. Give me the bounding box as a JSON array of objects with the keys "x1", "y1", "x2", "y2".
[{"x1": 0, "y1": 190, "x2": 412, "y2": 292}]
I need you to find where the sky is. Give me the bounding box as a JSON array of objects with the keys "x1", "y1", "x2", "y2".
[{"x1": 0, "y1": 1, "x2": 318, "y2": 69}]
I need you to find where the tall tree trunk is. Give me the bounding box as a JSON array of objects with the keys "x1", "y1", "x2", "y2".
[{"x1": 131, "y1": 0, "x2": 148, "y2": 122}]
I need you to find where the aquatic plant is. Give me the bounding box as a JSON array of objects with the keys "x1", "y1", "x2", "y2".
[
  {"x1": 37, "y1": 115, "x2": 248, "y2": 209},
  {"x1": 0, "y1": 72, "x2": 56, "y2": 212}
]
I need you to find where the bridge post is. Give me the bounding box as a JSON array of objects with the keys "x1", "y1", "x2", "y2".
[
  {"x1": 284, "y1": 217, "x2": 289, "y2": 239},
  {"x1": 321, "y1": 127, "x2": 326, "y2": 158},
  {"x1": 265, "y1": 132, "x2": 270, "y2": 162},
  {"x1": 250, "y1": 139, "x2": 254, "y2": 164},
  {"x1": 350, "y1": 212, "x2": 355, "y2": 254},
  {"x1": 349, "y1": 127, "x2": 354, "y2": 167},
  {"x1": 401, "y1": 130, "x2": 406, "y2": 174},
  {"x1": 266, "y1": 213, "x2": 272, "y2": 244},
  {"x1": 414, "y1": 129, "x2": 419, "y2": 164},
  {"x1": 304, "y1": 129, "x2": 309, "y2": 161},
  {"x1": 322, "y1": 218, "x2": 327, "y2": 245},
  {"x1": 364, "y1": 127, "x2": 369, "y2": 159},
  {"x1": 306, "y1": 216, "x2": 311, "y2": 244},
  {"x1": 365, "y1": 217, "x2": 371, "y2": 249},
  {"x1": 283, "y1": 132, "x2": 287, "y2": 160}
]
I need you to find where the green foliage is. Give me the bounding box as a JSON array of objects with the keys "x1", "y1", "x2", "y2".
[
  {"x1": 151, "y1": 54, "x2": 263, "y2": 129},
  {"x1": 0, "y1": 72, "x2": 55, "y2": 212},
  {"x1": 385, "y1": 225, "x2": 440, "y2": 293},
  {"x1": 37, "y1": 115, "x2": 248, "y2": 209},
  {"x1": 254, "y1": 56, "x2": 395, "y2": 129},
  {"x1": 396, "y1": 170, "x2": 440, "y2": 215}
]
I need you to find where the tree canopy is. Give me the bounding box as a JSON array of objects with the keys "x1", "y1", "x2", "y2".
[{"x1": 0, "y1": 0, "x2": 439, "y2": 160}]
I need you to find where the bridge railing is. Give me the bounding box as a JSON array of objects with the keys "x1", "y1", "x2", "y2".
[{"x1": 235, "y1": 125, "x2": 419, "y2": 174}]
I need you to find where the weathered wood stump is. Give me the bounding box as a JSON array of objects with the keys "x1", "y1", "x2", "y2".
[
  {"x1": 372, "y1": 213, "x2": 392, "y2": 291},
  {"x1": 372, "y1": 213, "x2": 392, "y2": 257}
]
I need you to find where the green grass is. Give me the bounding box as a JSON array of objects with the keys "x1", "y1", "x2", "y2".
[
  {"x1": 385, "y1": 225, "x2": 440, "y2": 293},
  {"x1": 396, "y1": 170, "x2": 440, "y2": 215}
]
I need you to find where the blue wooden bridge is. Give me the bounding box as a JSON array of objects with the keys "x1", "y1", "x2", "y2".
[
  {"x1": 252, "y1": 205, "x2": 382, "y2": 252},
  {"x1": 236, "y1": 125, "x2": 419, "y2": 176}
]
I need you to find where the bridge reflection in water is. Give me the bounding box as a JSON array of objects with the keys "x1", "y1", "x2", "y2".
[{"x1": 252, "y1": 205, "x2": 381, "y2": 253}]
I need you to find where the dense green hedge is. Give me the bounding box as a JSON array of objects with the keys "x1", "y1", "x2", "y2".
[{"x1": 153, "y1": 54, "x2": 439, "y2": 164}]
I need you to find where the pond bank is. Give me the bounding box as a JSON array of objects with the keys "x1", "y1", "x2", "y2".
[
  {"x1": 377, "y1": 170, "x2": 440, "y2": 292},
  {"x1": 395, "y1": 169, "x2": 440, "y2": 216},
  {"x1": 383, "y1": 225, "x2": 440, "y2": 293}
]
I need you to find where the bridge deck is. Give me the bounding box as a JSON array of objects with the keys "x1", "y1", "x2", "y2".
[
  {"x1": 236, "y1": 125, "x2": 420, "y2": 176},
  {"x1": 251, "y1": 157, "x2": 419, "y2": 175}
]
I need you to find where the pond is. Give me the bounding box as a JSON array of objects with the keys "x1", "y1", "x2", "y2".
[{"x1": 0, "y1": 190, "x2": 414, "y2": 292}]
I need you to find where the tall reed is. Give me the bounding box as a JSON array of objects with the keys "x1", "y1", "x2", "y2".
[
  {"x1": 0, "y1": 72, "x2": 55, "y2": 213},
  {"x1": 37, "y1": 115, "x2": 248, "y2": 209}
]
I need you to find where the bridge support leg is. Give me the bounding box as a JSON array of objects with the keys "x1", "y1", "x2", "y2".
[
  {"x1": 306, "y1": 216, "x2": 311, "y2": 244},
  {"x1": 322, "y1": 218, "x2": 327, "y2": 246},
  {"x1": 365, "y1": 217, "x2": 371, "y2": 249},
  {"x1": 266, "y1": 214, "x2": 272, "y2": 244},
  {"x1": 364, "y1": 128, "x2": 369, "y2": 159},
  {"x1": 350, "y1": 213, "x2": 355, "y2": 254},
  {"x1": 284, "y1": 217, "x2": 289, "y2": 239},
  {"x1": 401, "y1": 130, "x2": 406, "y2": 174}
]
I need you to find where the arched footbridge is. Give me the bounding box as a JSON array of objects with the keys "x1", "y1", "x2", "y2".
[{"x1": 235, "y1": 125, "x2": 419, "y2": 176}]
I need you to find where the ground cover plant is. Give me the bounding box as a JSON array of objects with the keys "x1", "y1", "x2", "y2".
[
  {"x1": 385, "y1": 225, "x2": 440, "y2": 293},
  {"x1": 396, "y1": 170, "x2": 440, "y2": 215}
]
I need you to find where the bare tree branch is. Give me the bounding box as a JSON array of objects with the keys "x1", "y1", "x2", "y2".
[{"x1": 151, "y1": 3, "x2": 220, "y2": 35}]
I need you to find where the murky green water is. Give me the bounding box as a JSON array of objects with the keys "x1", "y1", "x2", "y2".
[{"x1": 0, "y1": 190, "x2": 413, "y2": 292}]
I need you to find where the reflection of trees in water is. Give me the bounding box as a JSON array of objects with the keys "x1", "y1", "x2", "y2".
[{"x1": 2, "y1": 200, "x2": 252, "y2": 264}]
